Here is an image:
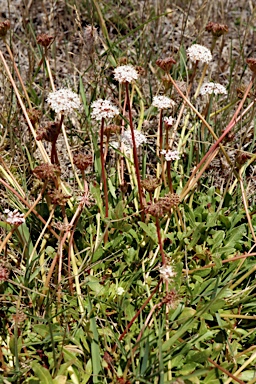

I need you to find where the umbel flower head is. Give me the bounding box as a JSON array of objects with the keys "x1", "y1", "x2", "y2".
[
  {"x1": 113, "y1": 65, "x2": 139, "y2": 83},
  {"x1": 152, "y1": 95, "x2": 176, "y2": 109},
  {"x1": 187, "y1": 44, "x2": 212, "y2": 64},
  {"x1": 121, "y1": 129, "x2": 147, "y2": 149},
  {"x1": 200, "y1": 82, "x2": 227, "y2": 96},
  {"x1": 46, "y1": 89, "x2": 81, "y2": 114},
  {"x1": 159, "y1": 265, "x2": 176, "y2": 282},
  {"x1": 4, "y1": 209, "x2": 25, "y2": 226},
  {"x1": 91, "y1": 99, "x2": 119, "y2": 121},
  {"x1": 160, "y1": 149, "x2": 180, "y2": 161}
]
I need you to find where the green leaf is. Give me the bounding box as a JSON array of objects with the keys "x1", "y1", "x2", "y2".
[
  {"x1": 138, "y1": 221, "x2": 157, "y2": 242},
  {"x1": 52, "y1": 376, "x2": 67, "y2": 384},
  {"x1": 31, "y1": 362, "x2": 53, "y2": 384},
  {"x1": 224, "y1": 224, "x2": 246, "y2": 248}
]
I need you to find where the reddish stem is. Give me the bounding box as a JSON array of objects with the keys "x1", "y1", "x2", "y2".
[{"x1": 100, "y1": 117, "x2": 109, "y2": 243}]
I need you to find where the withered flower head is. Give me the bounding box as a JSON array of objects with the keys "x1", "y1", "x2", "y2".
[
  {"x1": 246, "y1": 58, "x2": 256, "y2": 74},
  {"x1": 0, "y1": 264, "x2": 10, "y2": 282},
  {"x1": 73, "y1": 152, "x2": 93, "y2": 171},
  {"x1": 36, "y1": 33, "x2": 54, "y2": 48},
  {"x1": 141, "y1": 177, "x2": 160, "y2": 193},
  {"x1": 33, "y1": 163, "x2": 61, "y2": 181},
  {"x1": 104, "y1": 124, "x2": 121, "y2": 138},
  {"x1": 36, "y1": 122, "x2": 60, "y2": 142},
  {"x1": 146, "y1": 193, "x2": 180, "y2": 217},
  {"x1": 135, "y1": 66, "x2": 146, "y2": 76},
  {"x1": 0, "y1": 20, "x2": 10, "y2": 38},
  {"x1": 48, "y1": 189, "x2": 71, "y2": 206},
  {"x1": 162, "y1": 289, "x2": 179, "y2": 309},
  {"x1": 205, "y1": 22, "x2": 228, "y2": 37},
  {"x1": 236, "y1": 85, "x2": 254, "y2": 100},
  {"x1": 12, "y1": 311, "x2": 27, "y2": 325},
  {"x1": 27, "y1": 108, "x2": 42, "y2": 126},
  {"x1": 156, "y1": 57, "x2": 176, "y2": 72},
  {"x1": 145, "y1": 201, "x2": 164, "y2": 218},
  {"x1": 235, "y1": 151, "x2": 251, "y2": 167}
]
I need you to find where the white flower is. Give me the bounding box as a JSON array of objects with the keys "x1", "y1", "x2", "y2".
[
  {"x1": 113, "y1": 65, "x2": 139, "y2": 83},
  {"x1": 91, "y1": 99, "x2": 119, "y2": 121},
  {"x1": 186, "y1": 44, "x2": 212, "y2": 64},
  {"x1": 121, "y1": 130, "x2": 147, "y2": 149},
  {"x1": 160, "y1": 149, "x2": 180, "y2": 161},
  {"x1": 164, "y1": 116, "x2": 175, "y2": 126},
  {"x1": 159, "y1": 265, "x2": 176, "y2": 282},
  {"x1": 46, "y1": 88, "x2": 81, "y2": 114},
  {"x1": 4, "y1": 209, "x2": 25, "y2": 226},
  {"x1": 152, "y1": 96, "x2": 176, "y2": 109},
  {"x1": 116, "y1": 287, "x2": 125, "y2": 296},
  {"x1": 200, "y1": 82, "x2": 227, "y2": 96}
]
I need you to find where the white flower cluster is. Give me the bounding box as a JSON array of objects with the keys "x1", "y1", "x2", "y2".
[
  {"x1": 113, "y1": 65, "x2": 139, "y2": 83},
  {"x1": 186, "y1": 44, "x2": 212, "y2": 64},
  {"x1": 200, "y1": 82, "x2": 227, "y2": 96},
  {"x1": 159, "y1": 265, "x2": 176, "y2": 282},
  {"x1": 152, "y1": 96, "x2": 176, "y2": 109},
  {"x1": 164, "y1": 116, "x2": 175, "y2": 126},
  {"x1": 121, "y1": 129, "x2": 147, "y2": 149},
  {"x1": 46, "y1": 88, "x2": 81, "y2": 114},
  {"x1": 91, "y1": 99, "x2": 119, "y2": 121},
  {"x1": 160, "y1": 149, "x2": 180, "y2": 161},
  {"x1": 4, "y1": 209, "x2": 25, "y2": 226},
  {"x1": 116, "y1": 286, "x2": 125, "y2": 296}
]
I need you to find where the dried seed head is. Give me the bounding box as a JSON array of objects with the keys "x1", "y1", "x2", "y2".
[
  {"x1": 36, "y1": 122, "x2": 60, "y2": 142},
  {"x1": 48, "y1": 189, "x2": 71, "y2": 206},
  {"x1": 235, "y1": 151, "x2": 251, "y2": 167},
  {"x1": 141, "y1": 177, "x2": 160, "y2": 193},
  {"x1": 33, "y1": 163, "x2": 61, "y2": 181},
  {"x1": 246, "y1": 58, "x2": 256, "y2": 74},
  {"x1": 0, "y1": 264, "x2": 10, "y2": 281},
  {"x1": 27, "y1": 108, "x2": 42, "y2": 126},
  {"x1": 36, "y1": 33, "x2": 54, "y2": 47},
  {"x1": 84, "y1": 25, "x2": 98, "y2": 52},
  {"x1": 135, "y1": 66, "x2": 146, "y2": 76},
  {"x1": 156, "y1": 57, "x2": 176, "y2": 72},
  {"x1": 205, "y1": 22, "x2": 228, "y2": 38},
  {"x1": 12, "y1": 311, "x2": 27, "y2": 325},
  {"x1": 162, "y1": 289, "x2": 179, "y2": 309},
  {"x1": 145, "y1": 202, "x2": 164, "y2": 218},
  {"x1": 104, "y1": 124, "x2": 121, "y2": 138},
  {"x1": 0, "y1": 20, "x2": 10, "y2": 38},
  {"x1": 236, "y1": 85, "x2": 254, "y2": 99},
  {"x1": 73, "y1": 152, "x2": 93, "y2": 171}
]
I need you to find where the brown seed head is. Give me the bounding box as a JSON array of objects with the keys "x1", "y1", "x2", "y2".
[
  {"x1": 156, "y1": 57, "x2": 176, "y2": 72},
  {"x1": 48, "y1": 189, "x2": 71, "y2": 206},
  {"x1": 205, "y1": 22, "x2": 228, "y2": 37},
  {"x1": 246, "y1": 58, "x2": 256, "y2": 74},
  {"x1": 73, "y1": 152, "x2": 93, "y2": 171},
  {"x1": 0, "y1": 20, "x2": 10, "y2": 38},
  {"x1": 33, "y1": 163, "x2": 61, "y2": 181},
  {"x1": 36, "y1": 122, "x2": 60, "y2": 142},
  {"x1": 27, "y1": 108, "x2": 42, "y2": 126},
  {"x1": 135, "y1": 66, "x2": 146, "y2": 76},
  {"x1": 36, "y1": 33, "x2": 54, "y2": 48},
  {"x1": 141, "y1": 177, "x2": 160, "y2": 193},
  {"x1": 104, "y1": 124, "x2": 121, "y2": 138},
  {"x1": 0, "y1": 264, "x2": 10, "y2": 282}
]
